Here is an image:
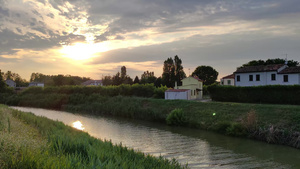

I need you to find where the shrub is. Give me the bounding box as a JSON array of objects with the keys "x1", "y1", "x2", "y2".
[
  {"x1": 208, "y1": 85, "x2": 300, "y2": 105},
  {"x1": 166, "y1": 108, "x2": 187, "y2": 126}
]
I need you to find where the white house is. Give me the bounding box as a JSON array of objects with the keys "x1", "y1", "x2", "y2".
[
  {"x1": 234, "y1": 64, "x2": 300, "y2": 86},
  {"x1": 165, "y1": 89, "x2": 191, "y2": 100},
  {"x1": 29, "y1": 82, "x2": 44, "y2": 87},
  {"x1": 82, "y1": 80, "x2": 103, "y2": 86},
  {"x1": 221, "y1": 74, "x2": 235, "y2": 86},
  {"x1": 5, "y1": 79, "x2": 16, "y2": 88},
  {"x1": 165, "y1": 76, "x2": 203, "y2": 100}
]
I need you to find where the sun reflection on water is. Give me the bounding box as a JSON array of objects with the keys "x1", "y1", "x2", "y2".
[{"x1": 72, "y1": 120, "x2": 85, "y2": 130}]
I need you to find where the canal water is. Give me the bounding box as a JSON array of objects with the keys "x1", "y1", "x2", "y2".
[{"x1": 11, "y1": 107, "x2": 300, "y2": 168}]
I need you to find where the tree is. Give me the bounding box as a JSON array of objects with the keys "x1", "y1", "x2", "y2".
[
  {"x1": 192, "y1": 66, "x2": 218, "y2": 85},
  {"x1": 133, "y1": 76, "x2": 140, "y2": 84},
  {"x1": 121, "y1": 66, "x2": 127, "y2": 79},
  {"x1": 161, "y1": 55, "x2": 186, "y2": 88},
  {"x1": 53, "y1": 74, "x2": 64, "y2": 86},
  {"x1": 174, "y1": 55, "x2": 186, "y2": 86},
  {"x1": 240, "y1": 58, "x2": 299, "y2": 68},
  {"x1": 140, "y1": 71, "x2": 157, "y2": 84},
  {"x1": 112, "y1": 72, "x2": 122, "y2": 85},
  {"x1": 102, "y1": 75, "x2": 113, "y2": 86}
]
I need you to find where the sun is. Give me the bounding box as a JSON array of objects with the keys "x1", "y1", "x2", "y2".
[{"x1": 60, "y1": 42, "x2": 110, "y2": 60}]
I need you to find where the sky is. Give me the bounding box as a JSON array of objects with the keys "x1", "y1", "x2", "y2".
[{"x1": 1, "y1": 0, "x2": 300, "y2": 81}]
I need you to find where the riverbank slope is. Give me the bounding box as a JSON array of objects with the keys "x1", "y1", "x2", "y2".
[
  {"x1": 3, "y1": 92, "x2": 300, "y2": 149},
  {"x1": 0, "y1": 105, "x2": 185, "y2": 169}
]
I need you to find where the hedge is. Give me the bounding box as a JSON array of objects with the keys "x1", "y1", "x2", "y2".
[{"x1": 207, "y1": 85, "x2": 300, "y2": 105}]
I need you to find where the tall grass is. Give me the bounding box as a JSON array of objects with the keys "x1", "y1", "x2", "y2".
[{"x1": 2, "y1": 109, "x2": 186, "y2": 169}]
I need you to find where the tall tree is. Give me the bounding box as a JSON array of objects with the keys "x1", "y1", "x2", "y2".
[
  {"x1": 174, "y1": 55, "x2": 186, "y2": 86},
  {"x1": 121, "y1": 66, "x2": 127, "y2": 80},
  {"x1": 192, "y1": 66, "x2": 218, "y2": 85},
  {"x1": 133, "y1": 76, "x2": 140, "y2": 84},
  {"x1": 162, "y1": 55, "x2": 186, "y2": 88},
  {"x1": 162, "y1": 57, "x2": 175, "y2": 87},
  {"x1": 112, "y1": 72, "x2": 122, "y2": 85}
]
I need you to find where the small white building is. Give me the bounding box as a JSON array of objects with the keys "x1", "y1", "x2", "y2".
[
  {"x1": 5, "y1": 79, "x2": 16, "y2": 88},
  {"x1": 165, "y1": 89, "x2": 191, "y2": 100},
  {"x1": 234, "y1": 64, "x2": 300, "y2": 86},
  {"x1": 165, "y1": 76, "x2": 203, "y2": 100},
  {"x1": 29, "y1": 82, "x2": 44, "y2": 87},
  {"x1": 221, "y1": 74, "x2": 235, "y2": 86},
  {"x1": 82, "y1": 80, "x2": 103, "y2": 86}
]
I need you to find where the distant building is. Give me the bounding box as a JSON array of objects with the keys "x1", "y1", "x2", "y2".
[
  {"x1": 221, "y1": 74, "x2": 235, "y2": 86},
  {"x1": 165, "y1": 76, "x2": 203, "y2": 100},
  {"x1": 81, "y1": 80, "x2": 103, "y2": 86},
  {"x1": 5, "y1": 79, "x2": 16, "y2": 88},
  {"x1": 29, "y1": 82, "x2": 44, "y2": 87},
  {"x1": 234, "y1": 64, "x2": 300, "y2": 86}
]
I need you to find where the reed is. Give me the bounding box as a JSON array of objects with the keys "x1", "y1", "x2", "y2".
[{"x1": 1, "y1": 107, "x2": 186, "y2": 169}]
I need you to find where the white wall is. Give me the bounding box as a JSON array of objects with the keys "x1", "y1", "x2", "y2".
[
  {"x1": 165, "y1": 91, "x2": 191, "y2": 100},
  {"x1": 221, "y1": 78, "x2": 234, "y2": 86},
  {"x1": 235, "y1": 72, "x2": 300, "y2": 86}
]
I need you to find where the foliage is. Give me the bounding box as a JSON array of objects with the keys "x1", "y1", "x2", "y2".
[
  {"x1": 140, "y1": 71, "x2": 157, "y2": 84},
  {"x1": 133, "y1": 76, "x2": 140, "y2": 84},
  {"x1": 239, "y1": 58, "x2": 299, "y2": 68},
  {"x1": 207, "y1": 85, "x2": 300, "y2": 105},
  {"x1": 192, "y1": 66, "x2": 218, "y2": 85},
  {"x1": 162, "y1": 55, "x2": 186, "y2": 88},
  {"x1": 166, "y1": 108, "x2": 187, "y2": 126},
  {"x1": 1, "y1": 70, "x2": 28, "y2": 87},
  {"x1": 30, "y1": 72, "x2": 91, "y2": 86}
]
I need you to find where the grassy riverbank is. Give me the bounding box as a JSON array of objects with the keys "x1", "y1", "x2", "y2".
[
  {"x1": 3, "y1": 90, "x2": 300, "y2": 149},
  {"x1": 0, "y1": 105, "x2": 185, "y2": 169}
]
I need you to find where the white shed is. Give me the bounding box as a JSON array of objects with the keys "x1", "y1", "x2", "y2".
[{"x1": 165, "y1": 89, "x2": 191, "y2": 100}]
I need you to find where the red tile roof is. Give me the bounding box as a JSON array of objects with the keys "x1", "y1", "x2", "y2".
[
  {"x1": 189, "y1": 76, "x2": 203, "y2": 82},
  {"x1": 165, "y1": 89, "x2": 190, "y2": 92},
  {"x1": 235, "y1": 64, "x2": 285, "y2": 73},
  {"x1": 221, "y1": 74, "x2": 234, "y2": 79},
  {"x1": 278, "y1": 66, "x2": 300, "y2": 74}
]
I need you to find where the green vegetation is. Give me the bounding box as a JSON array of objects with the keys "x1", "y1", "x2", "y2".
[
  {"x1": 208, "y1": 85, "x2": 300, "y2": 105},
  {"x1": 2, "y1": 86, "x2": 300, "y2": 149},
  {"x1": 166, "y1": 108, "x2": 187, "y2": 126},
  {"x1": 0, "y1": 105, "x2": 185, "y2": 168}
]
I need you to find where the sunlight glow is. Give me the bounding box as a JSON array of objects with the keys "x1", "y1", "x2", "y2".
[
  {"x1": 72, "y1": 120, "x2": 85, "y2": 130},
  {"x1": 60, "y1": 42, "x2": 110, "y2": 60}
]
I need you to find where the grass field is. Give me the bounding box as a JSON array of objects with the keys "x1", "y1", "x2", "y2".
[{"x1": 0, "y1": 105, "x2": 186, "y2": 169}]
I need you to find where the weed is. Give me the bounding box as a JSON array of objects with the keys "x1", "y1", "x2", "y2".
[{"x1": 166, "y1": 108, "x2": 187, "y2": 126}]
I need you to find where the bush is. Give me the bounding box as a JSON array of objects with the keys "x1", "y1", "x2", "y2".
[
  {"x1": 166, "y1": 108, "x2": 187, "y2": 126},
  {"x1": 208, "y1": 85, "x2": 300, "y2": 105}
]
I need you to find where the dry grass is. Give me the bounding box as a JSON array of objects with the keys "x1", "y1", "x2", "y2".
[{"x1": 0, "y1": 106, "x2": 47, "y2": 167}]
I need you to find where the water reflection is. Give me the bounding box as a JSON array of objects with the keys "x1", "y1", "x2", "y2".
[
  {"x1": 72, "y1": 120, "x2": 84, "y2": 130},
  {"x1": 11, "y1": 107, "x2": 300, "y2": 169}
]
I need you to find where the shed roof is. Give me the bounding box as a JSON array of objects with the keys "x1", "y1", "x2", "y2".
[{"x1": 165, "y1": 89, "x2": 190, "y2": 92}]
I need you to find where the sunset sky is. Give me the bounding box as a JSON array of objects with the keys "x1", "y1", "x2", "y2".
[{"x1": 1, "y1": 0, "x2": 300, "y2": 81}]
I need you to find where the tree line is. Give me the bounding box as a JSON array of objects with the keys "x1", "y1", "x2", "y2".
[{"x1": 101, "y1": 55, "x2": 219, "y2": 87}]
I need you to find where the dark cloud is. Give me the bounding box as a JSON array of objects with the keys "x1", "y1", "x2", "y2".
[
  {"x1": 0, "y1": 6, "x2": 9, "y2": 17},
  {"x1": 0, "y1": 29, "x2": 85, "y2": 55}
]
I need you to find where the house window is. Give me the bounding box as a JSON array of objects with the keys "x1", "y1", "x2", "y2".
[
  {"x1": 271, "y1": 74, "x2": 276, "y2": 81},
  {"x1": 227, "y1": 80, "x2": 231, "y2": 85},
  {"x1": 256, "y1": 74, "x2": 260, "y2": 81},
  {"x1": 237, "y1": 75, "x2": 240, "y2": 82},
  {"x1": 194, "y1": 90, "x2": 196, "y2": 96},
  {"x1": 249, "y1": 75, "x2": 253, "y2": 81},
  {"x1": 284, "y1": 75, "x2": 288, "y2": 82}
]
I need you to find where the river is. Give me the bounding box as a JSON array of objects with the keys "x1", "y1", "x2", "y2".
[{"x1": 11, "y1": 107, "x2": 300, "y2": 168}]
